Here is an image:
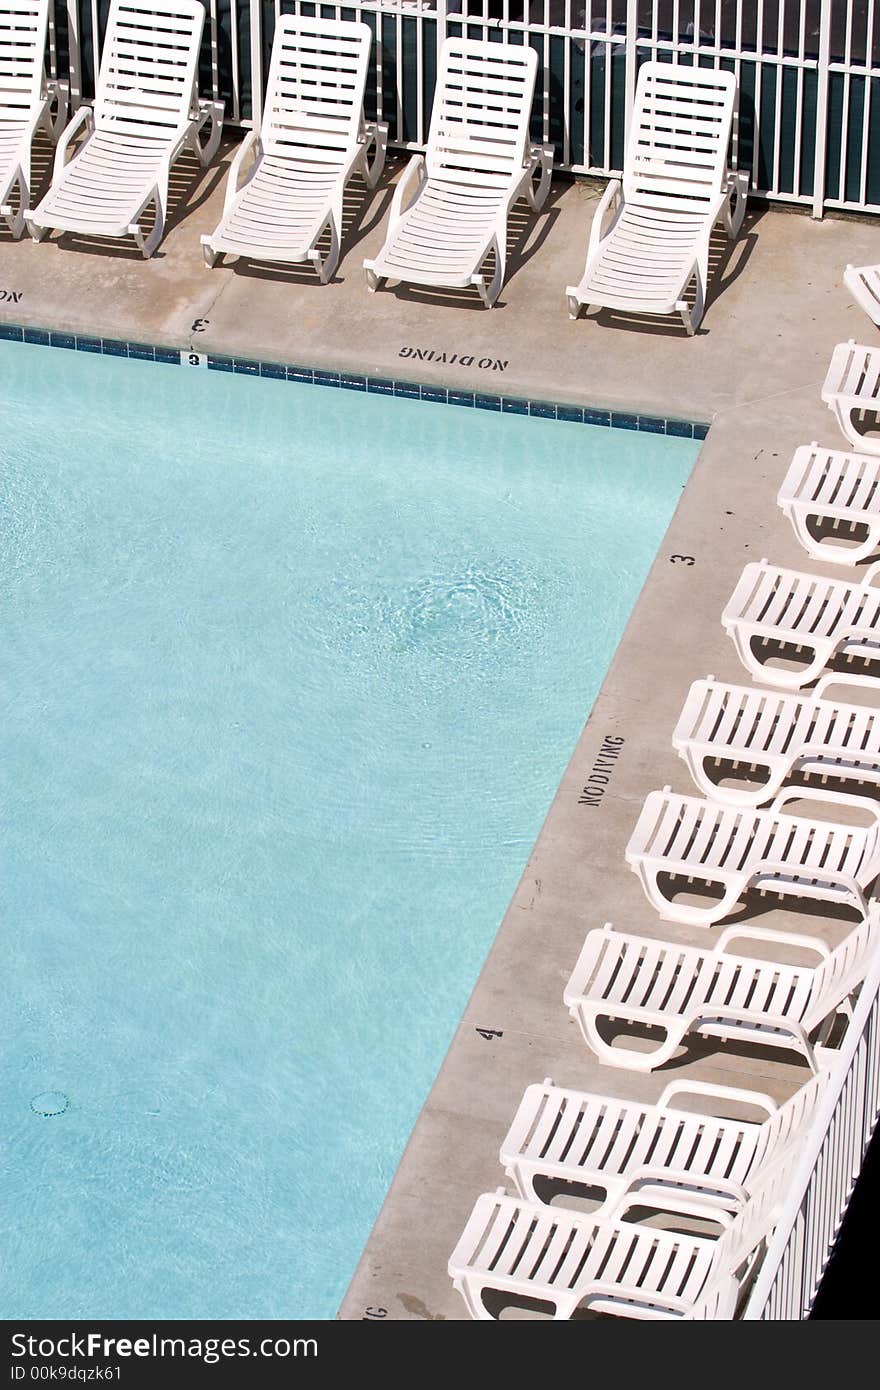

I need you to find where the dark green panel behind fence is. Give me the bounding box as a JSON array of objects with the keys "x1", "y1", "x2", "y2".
[{"x1": 47, "y1": 4, "x2": 880, "y2": 212}]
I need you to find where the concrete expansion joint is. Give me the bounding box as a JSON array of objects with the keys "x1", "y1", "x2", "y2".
[
  {"x1": 188, "y1": 274, "x2": 229, "y2": 353},
  {"x1": 712, "y1": 378, "x2": 828, "y2": 418}
]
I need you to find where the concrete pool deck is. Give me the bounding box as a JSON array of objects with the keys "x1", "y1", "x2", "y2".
[{"x1": 3, "y1": 135, "x2": 880, "y2": 1320}]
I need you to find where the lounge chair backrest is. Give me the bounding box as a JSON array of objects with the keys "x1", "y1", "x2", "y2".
[
  {"x1": 694, "y1": 1154, "x2": 788, "y2": 1314},
  {"x1": 756, "y1": 1071, "x2": 826, "y2": 1171},
  {"x1": 94, "y1": 0, "x2": 205, "y2": 133},
  {"x1": 0, "y1": 0, "x2": 50, "y2": 122},
  {"x1": 260, "y1": 15, "x2": 371, "y2": 160},
  {"x1": 624, "y1": 61, "x2": 736, "y2": 211},
  {"x1": 809, "y1": 910, "x2": 878, "y2": 1018},
  {"x1": 426, "y1": 38, "x2": 537, "y2": 188}
]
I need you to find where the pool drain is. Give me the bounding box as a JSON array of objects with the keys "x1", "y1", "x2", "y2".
[{"x1": 31, "y1": 1091, "x2": 69, "y2": 1117}]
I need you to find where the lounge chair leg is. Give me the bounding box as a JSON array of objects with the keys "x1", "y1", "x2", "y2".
[
  {"x1": 473, "y1": 264, "x2": 502, "y2": 309},
  {"x1": 137, "y1": 188, "x2": 165, "y2": 258},
  {"x1": 364, "y1": 264, "x2": 384, "y2": 294},
  {"x1": 200, "y1": 234, "x2": 220, "y2": 268},
  {"x1": 577, "y1": 1009, "x2": 683, "y2": 1071},
  {"x1": 566, "y1": 293, "x2": 584, "y2": 321},
  {"x1": 472, "y1": 234, "x2": 504, "y2": 308},
  {"x1": 455, "y1": 1279, "x2": 497, "y2": 1321},
  {"x1": 677, "y1": 299, "x2": 695, "y2": 335},
  {"x1": 310, "y1": 209, "x2": 340, "y2": 284},
  {"x1": 1, "y1": 169, "x2": 27, "y2": 238}
]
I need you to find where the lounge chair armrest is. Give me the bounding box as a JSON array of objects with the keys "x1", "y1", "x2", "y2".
[
  {"x1": 656, "y1": 1078, "x2": 779, "y2": 1116},
  {"x1": 44, "y1": 78, "x2": 69, "y2": 139},
  {"x1": 223, "y1": 129, "x2": 263, "y2": 214},
  {"x1": 814, "y1": 672, "x2": 880, "y2": 700},
  {"x1": 620, "y1": 1166, "x2": 750, "y2": 1205},
  {"x1": 193, "y1": 99, "x2": 224, "y2": 166},
  {"x1": 706, "y1": 189, "x2": 731, "y2": 231},
  {"x1": 52, "y1": 105, "x2": 93, "y2": 182},
  {"x1": 586, "y1": 178, "x2": 622, "y2": 262},
  {"x1": 611, "y1": 1189, "x2": 735, "y2": 1229},
  {"x1": 388, "y1": 153, "x2": 426, "y2": 234},
  {"x1": 359, "y1": 120, "x2": 388, "y2": 188},
  {"x1": 768, "y1": 784, "x2": 880, "y2": 828},
  {"x1": 523, "y1": 141, "x2": 554, "y2": 211},
  {"x1": 742, "y1": 858, "x2": 868, "y2": 918},
  {"x1": 835, "y1": 621, "x2": 880, "y2": 647},
  {"x1": 715, "y1": 922, "x2": 832, "y2": 959},
  {"x1": 722, "y1": 168, "x2": 749, "y2": 236},
  {"x1": 862, "y1": 559, "x2": 880, "y2": 588}
]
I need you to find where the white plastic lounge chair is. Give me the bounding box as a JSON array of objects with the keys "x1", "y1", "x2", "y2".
[
  {"x1": 722, "y1": 558, "x2": 880, "y2": 690},
  {"x1": 501, "y1": 1071, "x2": 825, "y2": 1216},
  {"x1": 844, "y1": 264, "x2": 880, "y2": 329},
  {"x1": 822, "y1": 340, "x2": 880, "y2": 456},
  {"x1": 0, "y1": 0, "x2": 67, "y2": 236},
  {"x1": 625, "y1": 785, "x2": 880, "y2": 927},
  {"x1": 563, "y1": 912, "x2": 878, "y2": 1073},
  {"x1": 363, "y1": 37, "x2": 553, "y2": 308},
  {"x1": 201, "y1": 15, "x2": 386, "y2": 281},
  {"x1": 673, "y1": 674, "x2": 880, "y2": 807},
  {"x1": 27, "y1": 0, "x2": 223, "y2": 256},
  {"x1": 778, "y1": 441, "x2": 880, "y2": 565},
  {"x1": 448, "y1": 1158, "x2": 787, "y2": 1320},
  {"x1": 565, "y1": 61, "x2": 748, "y2": 333}
]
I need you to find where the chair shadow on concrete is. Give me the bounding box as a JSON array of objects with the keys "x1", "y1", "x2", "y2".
[
  {"x1": 570, "y1": 204, "x2": 765, "y2": 338},
  {"x1": 362, "y1": 169, "x2": 565, "y2": 313},
  {"x1": 586, "y1": 1004, "x2": 846, "y2": 1080}
]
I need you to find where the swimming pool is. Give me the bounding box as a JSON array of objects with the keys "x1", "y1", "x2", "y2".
[{"x1": 0, "y1": 341, "x2": 699, "y2": 1318}]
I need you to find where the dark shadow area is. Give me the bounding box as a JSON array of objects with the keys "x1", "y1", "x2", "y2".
[
  {"x1": 842, "y1": 409, "x2": 880, "y2": 453},
  {"x1": 587, "y1": 1008, "x2": 832, "y2": 1077},
  {"x1": 717, "y1": 883, "x2": 869, "y2": 930},
  {"x1": 810, "y1": 1119, "x2": 880, "y2": 1319},
  {"x1": 696, "y1": 759, "x2": 880, "y2": 806},
  {"x1": 747, "y1": 633, "x2": 880, "y2": 688},
  {"x1": 798, "y1": 513, "x2": 877, "y2": 566},
  {"x1": 648, "y1": 870, "x2": 869, "y2": 930}
]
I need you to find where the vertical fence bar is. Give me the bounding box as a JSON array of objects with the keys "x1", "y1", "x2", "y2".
[
  {"x1": 65, "y1": 0, "x2": 81, "y2": 107},
  {"x1": 250, "y1": 0, "x2": 263, "y2": 129},
  {"x1": 743, "y1": 966, "x2": 880, "y2": 1320},
  {"x1": 227, "y1": 0, "x2": 240, "y2": 123},
  {"x1": 48, "y1": 0, "x2": 880, "y2": 209},
  {"x1": 436, "y1": 0, "x2": 446, "y2": 67},
  {"x1": 813, "y1": 0, "x2": 832, "y2": 216},
  {"x1": 624, "y1": 0, "x2": 637, "y2": 145}
]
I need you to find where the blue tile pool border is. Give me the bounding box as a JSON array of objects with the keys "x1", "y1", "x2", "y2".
[{"x1": 0, "y1": 324, "x2": 710, "y2": 440}]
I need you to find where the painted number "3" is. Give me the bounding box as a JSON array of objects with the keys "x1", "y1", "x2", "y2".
[{"x1": 670, "y1": 554, "x2": 695, "y2": 566}]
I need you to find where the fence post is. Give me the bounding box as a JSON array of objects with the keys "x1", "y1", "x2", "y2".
[
  {"x1": 250, "y1": 0, "x2": 264, "y2": 129},
  {"x1": 624, "y1": 0, "x2": 638, "y2": 146},
  {"x1": 436, "y1": 0, "x2": 447, "y2": 63},
  {"x1": 812, "y1": 0, "x2": 832, "y2": 218},
  {"x1": 65, "y1": 0, "x2": 82, "y2": 109}
]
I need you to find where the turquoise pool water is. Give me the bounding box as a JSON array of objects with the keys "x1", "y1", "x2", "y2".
[{"x1": 0, "y1": 342, "x2": 699, "y2": 1318}]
